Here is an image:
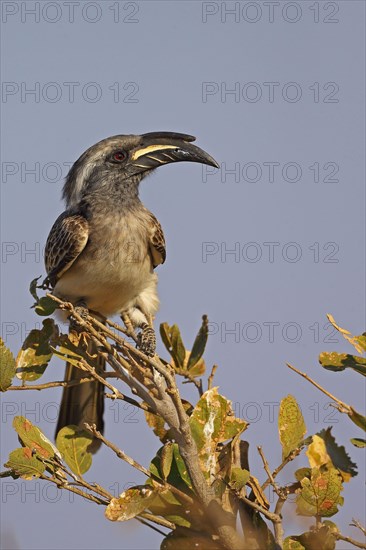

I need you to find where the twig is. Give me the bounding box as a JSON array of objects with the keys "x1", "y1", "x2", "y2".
[
  {"x1": 120, "y1": 313, "x2": 139, "y2": 343},
  {"x1": 138, "y1": 512, "x2": 175, "y2": 531},
  {"x1": 179, "y1": 370, "x2": 203, "y2": 396},
  {"x1": 39, "y1": 474, "x2": 108, "y2": 505},
  {"x1": 55, "y1": 460, "x2": 114, "y2": 501},
  {"x1": 257, "y1": 443, "x2": 289, "y2": 547},
  {"x1": 135, "y1": 516, "x2": 168, "y2": 537},
  {"x1": 262, "y1": 446, "x2": 302, "y2": 491},
  {"x1": 239, "y1": 494, "x2": 280, "y2": 523},
  {"x1": 273, "y1": 496, "x2": 286, "y2": 547},
  {"x1": 208, "y1": 364, "x2": 218, "y2": 390},
  {"x1": 335, "y1": 533, "x2": 366, "y2": 549},
  {"x1": 84, "y1": 423, "x2": 193, "y2": 507},
  {"x1": 351, "y1": 519, "x2": 366, "y2": 537},
  {"x1": 286, "y1": 363, "x2": 351, "y2": 413},
  {"x1": 7, "y1": 373, "x2": 119, "y2": 391},
  {"x1": 257, "y1": 446, "x2": 281, "y2": 497},
  {"x1": 107, "y1": 354, "x2": 158, "y2": 411},
  {"x1": 78, "y1": 356, "x2": 152, "y2": 413}
]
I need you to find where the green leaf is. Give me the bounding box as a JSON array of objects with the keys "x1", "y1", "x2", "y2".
[
  {"x1": 284, "y1": 524, "x2": 337, "y2": 550},
  {"x1": 105, "y1": 486, "x2": 157, "y2": 521},
  {"x1": 29, "y1": 276, "x2": 41, "y2": 303},
  {"x1": 13, "y1": 416, "x2": 59, "y2": 460},
  {"x1": 187, "y1": 358, "x2": 206, "y2": 377},
  {"x1": 296, "y1": 465, "x2": 344, "y2": 518},
  {"x1": 190, "y1": 388, "x2": 248, "y2": 479},
  {"x1": 149, "y1": 445, "x2": 193, "y2": 494},
  {"x1": 144, "y1": 411, "x2": 168, "y2": 442},
  {"x1": 279, "y1": 395, "x2": 307, "y2": 460},
  {"x1": 56, "y1": 425, "x2": 93, "y2": 476},
  {"x1": 16, "y1": 319, "x2": 57, "y2": 381},
  {"x1": 326, "y1": 315, "x2": 366, "y2": 354},
  {"x1": 307, "y1": 427, "x2": 357, "y2": 480},
  {"x1": 159, "y1": 323, "x2": 186, "y2": 369},
  {"x1": 5, "y1": 448, "x2": 45, "y2": 479},
  {"x1": 350, "y1": 438, "x2": 366, "y2": 448},
  {"x1": 160, "y1": 322, "x2": 173, "y2": 352},
  {"x1": 319, "y1": 352, "x2": 366, "y2": 376},
  {"x1": 354, "y1": 334, "x2": 366, "y2": 353},
  {"x1": 34, "y1": 296, "x2": 58, "y2": 316},
  {"x1": 149, "y1": 491, "x2": 198, "y2": 529},
  {"x1": 348, "y1": 407, "x2": 366, "y2": 432},
  {"x1": 161, "y1": 442, "x2": 174, "y2": 481},
  {"x1": 172, "y1": 444, "x2": 192, "y2": 489},
  {"x1": 0, "y1": 338, "x2": 16, "y2": 391},
  {"x1": 170, "y1": 325, "x2": 186, "y2": 369},
  {"x1": 283, "y1": 538, "x2": 305, "y2": 550},
  {"x1": 147, "y1": 482, "x2": 193, "y2": 528},
  {"x1": 230, "y1": 467, "x2": 250, "y2": 491},
  {"x1": 187, "y1": 315, "x2": 209, "y2": 370},
  {"x1": 294, "y1": 467, "x2": 311, "y2": 482}
]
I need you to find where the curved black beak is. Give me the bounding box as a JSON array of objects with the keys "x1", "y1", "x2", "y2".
[{"x1": 130, "y1": 132, "x2": 219, "y2": 172}]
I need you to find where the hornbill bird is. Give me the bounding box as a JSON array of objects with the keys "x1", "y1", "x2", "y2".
[{"x1": 44, "y1": 131, "x2": 219, "y2": 451}]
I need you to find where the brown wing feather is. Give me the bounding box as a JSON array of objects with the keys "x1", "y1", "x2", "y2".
[
  {"x1": 45, "y1": 212, "x2": 89, "y2": 286},
  {"x1": 148, "y1": 213, "x2": 166, "y2": 268}
]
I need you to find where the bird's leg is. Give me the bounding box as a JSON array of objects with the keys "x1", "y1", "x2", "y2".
[
  {"x1": 69, "y1": 299, "x2": 89, "y2": 331},
  {"x1": 121, "y1": 312, "x2": 139, "y2": 342},
  {"x1": 123, "y1": 309, "x2": 156, "y2": 357},
  {"x1": 138, "y1": 319, "x2": 156, "y2": 358}
]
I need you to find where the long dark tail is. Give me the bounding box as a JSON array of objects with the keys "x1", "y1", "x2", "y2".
[{"x1": 55, "y1": 336, "x2": 105, "y2": 453}]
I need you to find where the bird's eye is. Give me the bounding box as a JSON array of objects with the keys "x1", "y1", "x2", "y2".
[{"x1": 112, "y1": 150, "x2": 127, "y2": 162}]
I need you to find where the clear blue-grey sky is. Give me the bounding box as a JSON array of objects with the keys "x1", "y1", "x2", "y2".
[{"x1": 1, "y1": 1, "x2": 365, "y2": 549}]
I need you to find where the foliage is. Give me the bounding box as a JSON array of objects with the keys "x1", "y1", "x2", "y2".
[{"x1": 1, "y1": 289, "x2": 365, "y2": 550}]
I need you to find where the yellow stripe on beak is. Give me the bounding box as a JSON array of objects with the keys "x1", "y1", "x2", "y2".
[{"x1": 131, "y1": 144, "x2": 178, "y2": 160}]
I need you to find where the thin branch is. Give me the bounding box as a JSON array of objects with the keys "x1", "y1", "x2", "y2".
[
  {"x1": 208, "y1": 364, "x2": 218, "y2": 390},
  {"x1": 138, "y1": 512, "x2": 175, "y2": 531},
  {"x1": 273, "y1": 495, "x2": 286, "y2": 547},
  {"x1": 39, "y1": 474, "x2": 108, "y2": 505},
  {"x1": 107, "y1": 354, "x2": 158, "y2": 411},
  {"x1": 120, "y1": 313, "x2": 139, "y2": 343},
  {"x1": 257, "y1": 446, "x2": 281, "y2": 497},
  {"x1": 6, "y1": 372, "x2": 119, "y2": 391},
  {"x1": 180, "y1": 371, "x2": 203, "y2": 396},
  {"x1": 351, "y1": 519, "x2": 366, "y2": 537},
  {"x1": 335, "y1": 533, "x2": 366, "y2": 549},
  {"x1": 239, "y1": 494, "x2": 280, "y2": 523},
  {"x1": 135, "y1": 517, "x2": 168, "y2": 537},
  {"x1": 57, "y1": 461, "x2": 114, "y2": 501},
  {"x1": 261, "y1": 446, "x2": 303, "y2": 491},
  {"x1": 78, "y1": 356, "x2": 151, "y2": 413},
  {"x1": 257, "y1": 443, "x2": 288, "y2": 547},
  {"x1": 286, "y1": 363, "x2": 351, "y2": 413},
  {"x1": 84, "y1": 423, "x2": 194, "y2": 507}
]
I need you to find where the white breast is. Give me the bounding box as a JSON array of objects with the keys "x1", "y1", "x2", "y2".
[{"x1": 54, "y1": 210, "x2": 159, "y2": 318}]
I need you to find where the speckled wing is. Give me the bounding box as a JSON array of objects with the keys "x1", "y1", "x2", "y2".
[
  {"x1": 45, "y1": 211, "x2": 89, "y2": 286},
  {"x1": 148, "y1": 213, "x2": 166, "y2": 268}
]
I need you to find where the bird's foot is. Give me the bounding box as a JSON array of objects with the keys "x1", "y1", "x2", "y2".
[
  {"x1": 69, "y1": 301, "x2": 89, "y2": 330},
  {"x1": 137, "y1": 324, "x2": 156, "y2": 357}
]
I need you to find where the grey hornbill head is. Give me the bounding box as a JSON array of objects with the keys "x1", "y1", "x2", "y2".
[{"x1": 63, "y1": 132, "x2": 219, "y2": 208}]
